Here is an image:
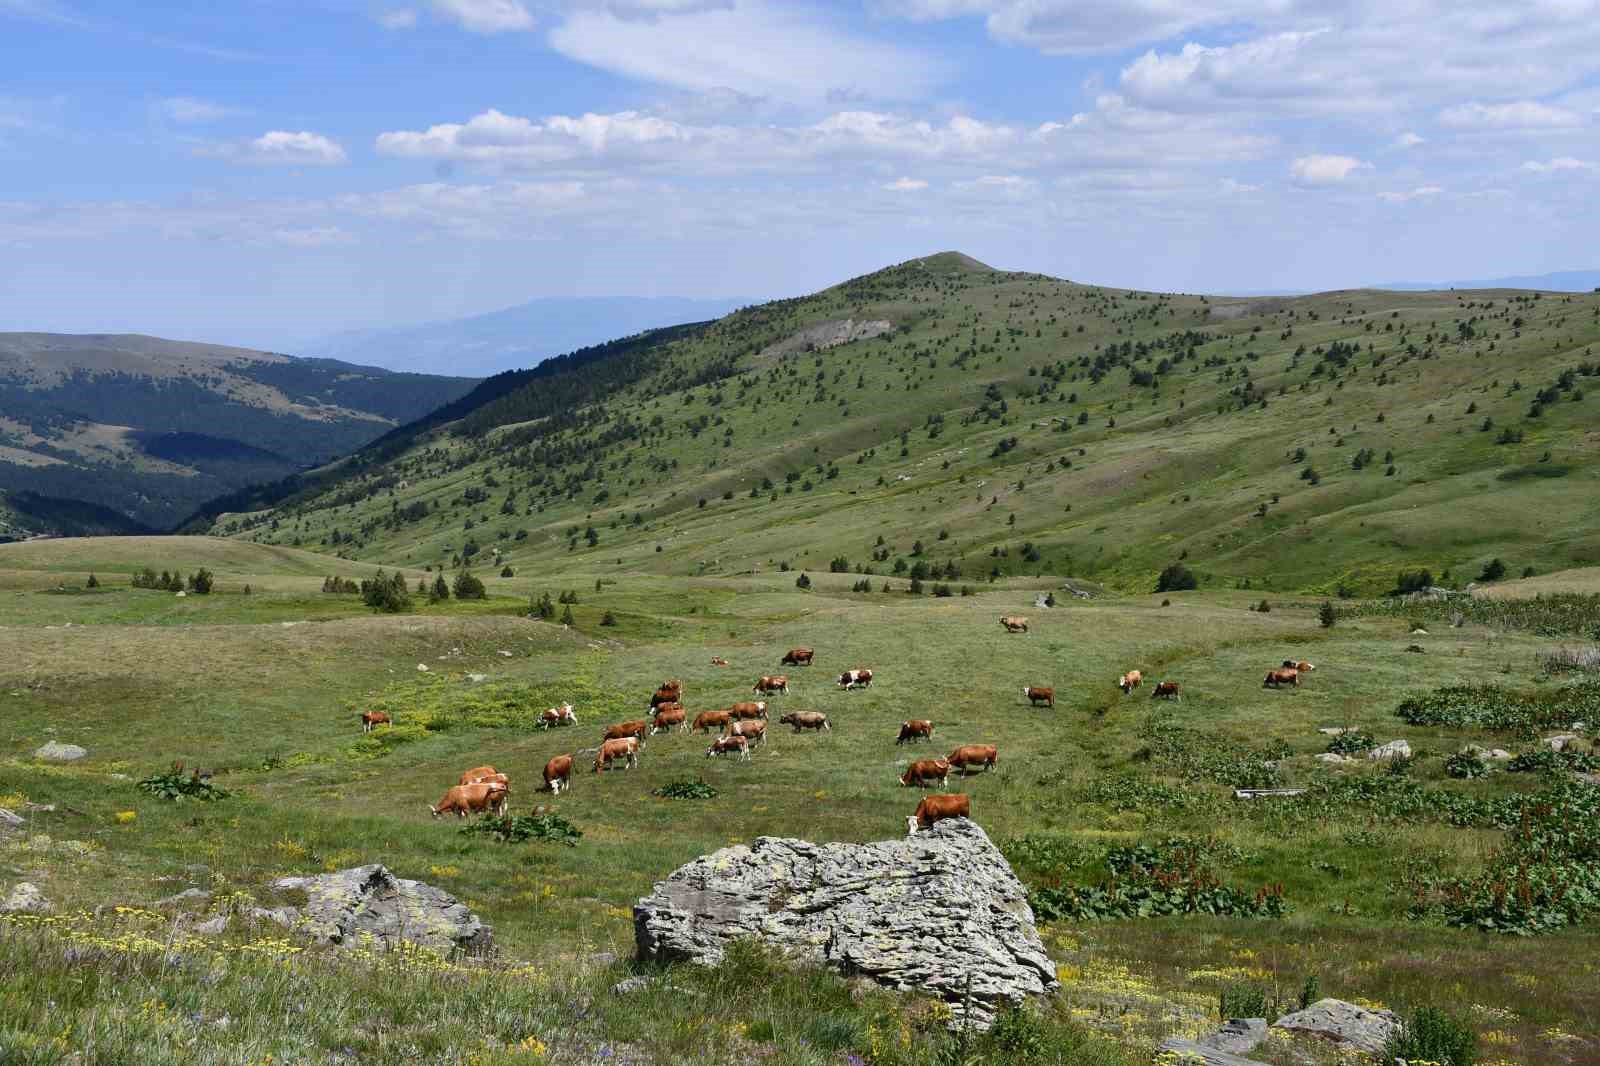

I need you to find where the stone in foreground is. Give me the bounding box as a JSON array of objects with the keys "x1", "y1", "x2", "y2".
[
  {"x1": 1155, "y1": 1038, "x2": 1265, "y2": 1066},
  {"x1": 33, "y1": 742, "x2": 87, "y2": 762},
  {"x1": 1, "y1": 882, "x2": 53, "y2": 914},
  {"x1": 270, "y1": 864, "x2": 493, "y2": 957},
  {"x1": 633, "y1": 818, "x2": 1057, "y2": 1028},
  {"x1": 1271, "y1": 998, "x2": 1398, "y2": 1053}
]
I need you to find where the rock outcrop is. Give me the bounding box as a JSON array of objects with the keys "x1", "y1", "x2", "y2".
[
  {"x1": 1, "y1": 882, "x2": 53, "y2": 914},
  {"x1": 33, "y1": 742, "x2": 86, "y2": 762},
  {"x1": 1271, "y1": 998, "x2": 1399, "y2": 1054},
  {"x1": 1368, "y1": 740, "x2": 1412, "y2": 761},
  {"x1": 633, "y1": 818, "x2": 1057, "y2": 1028},
  {"x1": 268, "y1": 864, "x2": 493, "y2": 957}
]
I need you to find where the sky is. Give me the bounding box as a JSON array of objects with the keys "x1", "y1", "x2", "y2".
[{"x1": 2, "y1": 0, "x2": 1599, "y2": 351}]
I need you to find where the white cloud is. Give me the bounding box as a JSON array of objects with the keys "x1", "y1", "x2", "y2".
[
  {"x1": 157, "y1": 97, "x2": 235, "y2": 124},
  {"x1": 1439, "y1": 100, "x2": 1585, "y2": 129},
  {"x1": 1522, "y1": 157, "x2": 1596, "y2": 173},
  {"x1": 376, "y1": 9, "x2": 419, "y2": 29},
  {"x1": 1219, "y1": 177, "x2": 1261, "y2": 193},
  {"x1": 273, "y1": 226, "x2": 354, "y2": 247},
  {"x1": 1289, "y1": 154, "x2": 1369, "y2": 186},
  {"x1": 1394, "y1": 131, "x2": 1425, "y2": 148},
  {"x1": 430, "y1": 0, "x2": 533, "y2": 33},
  {"x1": 1377, "y1": 185, "x2": 1442, "y2": 202},
  {"x1": 873, "y1": 0, "x2": 1260, "y2": 55},
  {"x1": 210, "y1": 130, "x2": 349, "y2": 166},
  {"x1": 882, "y1": 176, "x2": 928, "y2": 190}
]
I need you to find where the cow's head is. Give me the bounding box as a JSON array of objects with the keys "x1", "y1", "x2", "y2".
[{"x1": 905, "y1": 816, "x2": 920, "y2": 836}]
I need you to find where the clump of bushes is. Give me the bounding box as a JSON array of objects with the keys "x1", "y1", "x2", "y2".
[
  {"x1": 461, "y1": 811, "x2": 581, "y2": 846},
  {"x1": 1155, "y1": 562, "x2": 1198, "y2": 593},
  {"x1": 1326, "y1": 730, "x2": 1374, "y2": 756},
  {"x1": 361, "y1": 569, "x2": 412, "y2": 613},
  {"x1": 1395, "y1": 682, "x2": 1600, "y2": 738},
  {"x1": 652, "y1": 778, "x2": 719, "y2": 799},
  {"x1": 136, "y1": 763, "x2": 229, "y2": 802},
  {"x1": 1444, "y1": 750, "x2": 1490, "y2": 779},
  {"x1": 1385, "y1": 1006, "x2": 1478, "y2": 1065},
  {"x1": 323, "y1": 575, "x2": 360, "y2": 594}
]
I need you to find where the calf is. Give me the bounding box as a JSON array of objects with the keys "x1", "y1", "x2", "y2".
[
  {"x1": 650, "y1": 706, "x2": 687, "y2": 735},
  {"x1": 706, "y1": 734, "x2": 750, "y2": 762},
  {"x1": 779, "y1": 711, "x2": 829, "y2": 733},
  {"x1": 710, "y1": 656, "x2": 729, "y2": 667},
  {"x1": 603, "y1": 720, "x2": 649, "y2": 747},
  {"x1": 430, "y1": 782, "x2": 508, "y2": 818},
  {"x1": 837, "y1": 668, "x2": 874, "y2": 690},
  {"x1": 360, "y1": 710, "x2": 391, "y2": 733},
  {"x1": 1263, "y1": 668, "x2": 1299, "y2": 688},
  {"x1": 1282, "y1": 659, "x2": 1316, "y2": 673},
  {"x1": 1118, "y1": 670, "x2": 1143, "y2": 694},
  {"x1": 728, "y1": 700, "x2": 769, "y2": 721},
  {"x1": 999, "y1": 616, "x2": 1029, "y2": 633},
  {"x1": 781, "y1": 647, "x2": 815, "y2": 666},
  {"x1": 899, "y1": 758, "x2": 950, "y2": 788},
  {"x1": 542, "y1": 754, "x2": 574, "y2": 795},
  {"x1": 458, "y1": 765, "x2": 499, "y2": 786},
  {"x1": 906, "y1": 793, "x2": 970, "y2": 835},
  {"x1": 753, "y1": 675, "x2": 789, "y2": 696},
  {"x1": 1023, "y1": 686, "x2": 1055, "y2": 708},
  {"x1": 692, "y1": 709, "x2": 734, "y2": 733},
  {"x1": 593, "y1": 737, "x2": 639, "y2": 773},
  {"x1": 729, "y1": 720, "x2": 767, "y2": 748},
  {"x1": 896, "y1": 720, "x2": 935, "y2": 744},
  {"x1": 539, "y1": 703, "x2": 577, "y2": 728},
  {"x1": 1150, "y1": 681, "x2": 1182, "y2": 701},
  {"x1": 946, "y1": 744, "x2": 998, "y2": 774}
]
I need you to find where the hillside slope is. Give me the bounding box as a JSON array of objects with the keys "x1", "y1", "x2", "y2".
[
  {"x1": 0, "y1": 333, "x2": 478, "y2": 530},
  {"x1": 213, "y1": 252, "x2": 1600, "y2": 595}
]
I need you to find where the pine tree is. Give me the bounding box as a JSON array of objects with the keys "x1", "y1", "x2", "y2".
[
  {"x1": 560, "y1": 605, "x2": 575, "y2": 625},
  {"x1": 1319, "y1": 600, "x2": 1336, "y2": 628}
]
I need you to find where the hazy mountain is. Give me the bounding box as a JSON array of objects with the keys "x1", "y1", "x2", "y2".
[
  {"x1": 1373, "y1": 269, "x2": 1600, "y2": 292},
  {"x1": 304, "y1": 296, "x2": 750, "y2": 377},
  {"x1": 0, "y1": 333, "x2": 478, "y2": 530}
]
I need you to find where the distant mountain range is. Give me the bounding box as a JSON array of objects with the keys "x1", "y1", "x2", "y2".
[
  {"x1": 1372, "y1": 269, "x2": 1600, "y2": 293},
  {"x1": 303, "y1": 296, "x2": 752, "y2": 377},
  {"x1": 0, "y1": 333, "x2": 477, "y2": 534}
]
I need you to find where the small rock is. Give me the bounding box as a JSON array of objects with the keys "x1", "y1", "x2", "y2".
[
  {"x1": 194, "y1": 914, "x2": 231, "y2": 935},
  {"x1": 1316, "y1": 753, "x2": 1356, "y2": 764},
  {"x1": 155, "y1": 888, "x2": 212, "y2": 909},
  {"x1": 0, "y1": 808, "x2": 24, "y2": 830},
  {"x1": 1543, "y1": 734, "x2": 1580, "y2": 752},
  {"x1": 1317, "y1": 727, "x2": 1353, "y2": 736},
  {"x1": 416, "y1": 663, "x2": 429, "y2": 672},
  {"x1": 2, "y1": 882, "x2": 53, "y2": 914},
  {"x1": 1202, "y1": 1018, "x2": 1268, "y2": 1054},
  {"x1": 1369, "y1": 740, "x2": 1412, "y2": 761},
  {"x1": 587, "y1": 951, "x2": 618, "y2": 968},
  {"x1": 611, "y1": 976, "x2": 652, "y2": 996},
  {"x1": 1410, "y1": 628, "x2": 1428, "y2": 635},
  {"x1": 246, "y1": 905, "x2": 300, "y2": 928},
  {"x1": 1487, "y1": 749, "x2": 1513, "y2": 761},
  {"x1": 33, "y1": 742, "x2": 87, "y2": 762},
  {"x1": 270, "y1": 864, "x2": 493, "y2": 956},
  {"x1": 1157, "y1": 1038, "x2": 1265, "y2": 1065},
  {"x1": 466, "y1": 673, "x2": 488, "y2": 683},
  {"x1": 1272, "y1": 998, "x2": 1399, "y2": 1054},
  {"x1": 1571, "y1": 721, "x2": 1587, "y2": 732},
  {"x1": 1405, "y1": 644, "x2": 1425, "y2": 653},
  {"x1": 175, "y1": 590, "x2": 186, "y2": 598},
  {"x1": 497, "y1": 650, "x2": 513, "y2": 657}
]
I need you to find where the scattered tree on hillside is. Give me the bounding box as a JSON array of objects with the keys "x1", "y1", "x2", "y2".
[
  {"x1": 453, "y1": 571, "x2": 487, "y2": 600},
  {"x1": 1156, "y1": 563, "x2": 1198, "y2": 593}
]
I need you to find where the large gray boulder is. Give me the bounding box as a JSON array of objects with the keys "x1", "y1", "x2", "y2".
[
  {"x1": 633, "y1": 818, "x2": 1057, "y2": 1028},
  {"x1": 33, "y1": 742, "x2": 86, "y2": 762},
  {"x1": 1272, "y1": 998, "x2": 1399, "y2": 1053},
  {"x1": 2, "y1": 882, "x2": 53, "y2": 914},
  {"x1": 1155, "y1": 1038, "x2": 1264, "y2": 1066},
  {"x1": 269, "y1": 864, "x2": 493, "y2": 957}
]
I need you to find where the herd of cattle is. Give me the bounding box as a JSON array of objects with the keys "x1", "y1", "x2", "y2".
[{"x1": 402, "y1": 634, "x2": 1318, "y2": 833}]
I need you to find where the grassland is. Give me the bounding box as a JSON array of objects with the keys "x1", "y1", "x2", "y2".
[{"x1": 3, "y1": 536, "x2": 1599, "y2": 1064}]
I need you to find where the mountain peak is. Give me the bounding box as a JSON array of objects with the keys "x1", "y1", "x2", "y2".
[{"x1": 907, "y1": 251, "x2": 996, "y2": 274}]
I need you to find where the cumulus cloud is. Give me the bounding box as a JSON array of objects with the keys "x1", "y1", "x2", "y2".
[
  {"x1": 208, "y1": 130, "x2": 349, "y2": 166},
  {"x1": 882, "y1": 176, "x2": 928, "y2": 190},
  {"x1": 1377, "y1": 185, "x2": 1443, "y2": 202},
  {"x1": 1289, "y1": 154, "x2": 1369, "y2": 186},
  {"x1": 431, "y1": 0, "x2": 533, "y2": 33},
  {"x1": 1439, "y1": 100, "x2": 1585, "y2": 129},
  {"x1": 1522, "y1": 157, "x2": 1596, "y2": 173}
]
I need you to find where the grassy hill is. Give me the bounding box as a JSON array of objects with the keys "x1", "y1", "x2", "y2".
[
  {"x1": 210, "y1": 252, "x2": 1600, "y2": 596},
  {"x1": 0, "y1": 333, "x2": 479, "y2": 531}
]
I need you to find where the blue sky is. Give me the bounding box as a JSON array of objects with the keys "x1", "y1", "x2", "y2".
[{"x1": 3, "y1": 0, "x2": 1599, "y2": 350}]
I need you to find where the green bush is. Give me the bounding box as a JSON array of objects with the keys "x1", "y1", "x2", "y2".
[
  {"x1": 1219, "y1": 983, "x2": 1270, "y2": 1021},
  {"x1": 136, "y1": 764, "x2": 229, "y2": 802},
  {"x1": 1386, "y1": 1006, "x2": 1478, "y2": 1066},
  {"x1": 453, "y1": 571, "x2": 487, "y2": 600},
  {"x1": 1155, "y1": 562, "x2": 1197, "y2": 592},
  {"x1": 1326, "y1": 730, "x2": 1374, "y2": 756},
  {"x1": 1445, "y1": 750, "x2": 1490, "y2": 779},
  {"x1": 652, "y1": 778, "x2": 719, "y2": 799},
  {"x1": 460, "y1": 812, "x2": 582, "y2": 846},
  {"x1": 1395, "y1": 682, "x2": 1600, "y2": 737},
  {"x1": 361, "y1": 569, "x2": 411, "y2": 613}
]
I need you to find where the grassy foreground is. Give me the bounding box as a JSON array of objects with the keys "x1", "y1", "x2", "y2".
[{"x1": 2, "y1": 538, "x2": 1599, "y2": 1064}]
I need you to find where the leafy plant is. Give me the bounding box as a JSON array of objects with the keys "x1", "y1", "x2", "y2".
[
  {"x1": 1326, "y1": 730, "x2": 1374, "y2": 756},
  {"x1": 651, "y1": 777, "x2": 719, "y2": 800},
  {"x1": 460, "y1": 812, "x2": 582, "y2": 846},
  {"x1": 1444, "y1": 750, "x2": 1489, "y2": 779},
  {"x1": 1219, "y1": 982, "x2": 1270, "y2": 1021},
  {"x1": 136, "y1": 763, "x2": 229, "y2": 802},
  {"x1": 1395, "y1": 682, "x2": 1600, "y2": 738},
  {"x1": 1385, "y1": 1006, "x2": 1478, "y2": 1066}
]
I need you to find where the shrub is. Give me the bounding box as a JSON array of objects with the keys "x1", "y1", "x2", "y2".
[
  {"x1": 85, "y1": 573, "x2": 98, "y2": 588},
  {"x1": 187, "y1": 568, "x2": 214, "y2": 594},
  {"x1": 1540, "y1": 646, "x2": 1600, "y2": 674},
  {"x1": 323, "y1": 576, "x2": 360, "y2": 594},
  {"x1": 1155, "y1": 562, "x2": 1198, "y2": 593},
  {"x1": 361, "y1": 569, "x2": 411, "y2": 613},
  {"x1": 560, "y1": 605, "x2": 575, "y2": 626},
  {"x1": 136, "y1": 763, "x2": 229, "y2": 802},
  {"x1": 460, "y1": 812, "x2": 581, "y2": 846},
  {"x1": 1386, "y1": 1006, "x2": 1478, "y2": 1066},
  {"x1": 1255, "y1": 599, "x2": 1271, "y2": 613},
  {"x1": 430, "y1": 575, "x2": 450, "y2": 602},
  {"x1": 829, "y1": 556, "x2": 850, "y2": 573},
  {"x1": 652, "y1": 778, "x2": 719, "y2": 799},
  {"x1": 1395, "y1": 682, "x2": 1600, "y2": 737},
  {"x1": 1394, "y1": 569, "x2": 1434, "y2": 595},
  {"x1": 532, "y1": 592, "x2": 554, "y2": 619},
  {"x1": 1219, "y1": 983, "x2": 1270, "y2": 1021},
  {"x1": 453, "y1": 571, "x2": 487, "y2": 600},
  {"x1": 795, "y1": 572, "x2": 812, "y2": 590},
  {"x1": 1326, "y1": 730, "x2": 1374, "y2": 756},
  {"x1": 599, "y1": 610, "x2": 618, "y2": 626},
  {"x1": 1319, "y1": 600, "x2": 1336, "y2": 628},
  {"x1": 1445, "y1": 750, "x2": 1489, "y2": 779},
  {"x1": 1478, "y1": 558, "x2": 1507, "y2": 582},
  {"x1": 500, "y1": 565, "x2": 515, "y2": 578}
]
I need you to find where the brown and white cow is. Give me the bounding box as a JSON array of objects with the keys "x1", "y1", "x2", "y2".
[
  {"x1": 779, "y1": 711, "x2": 829, "y2": 733},
  {"x1": 1023, "y1": 686, "x2": 1055, "y2": 708},
  {"x1": 781, "y1": 647, "x2": 815, "y2": 666},
  {"x1": 1150, "y1": 681, "x2": 1182, "y2": 701},
  {"x1": 542, "y1": 754, "x2": 574, "y2": 795},
  {"x1": 728, "y1": 720, "x2": 767, "y2": 748},
  {"x1": 946, "y1": 745, "x2": 998, "y2": 774},
  {"x1": 706, "y1": 734, "x2": 750, "y2": 761},
  {"x1": 360, "y1": 710, "x2": 391, "y2": 733},
  {"x1": 692, "y1": 709, "x2": 734, "y2": 733},
  {"x1": 649, "y1": 686, "x2": 681, "y2": 710},
  {"x1": 899, "y1": 758, "x2": 951, "y2": 788},
  {"x1": 603, "y1": 720, "x2": 649, "y2": 747},
  {"x1": 1263, "y1": 668, "x2": 1299, "y2": 688},
  {"x1": 650, "y1": 706, "x2": 687, "y2": 735},
  {"x1": 1282, "y1": 660, "x2": 1316, "y2": 673},
  {"x1": 458, "y1": 765, "x2": 499, "y2": 786},
  {"x1": 999, "y1": 616, "x2": 1029, "y2": 633},
  {"x1": 539, "y1": 702, "x2": 577, "y2": 728},
  {"x1": 906, "y1": 793, "x2": 970, "y2": 835},
  {"x1": 1118, "y1": 670, "x2": 1143, "y2": 694},
  {"x1": 728, "y1": 700, "x2": 769, "y2": 721},
  {"x1": 838, "y1": 668, "x2": 873, "y2": 690},
  {"x1": 462, "y1": 771, "x2": 510, "y2": 792},
  {"x1": 710, "y1": 656, "x2": 730, "y2": 667},
  {"x1": 753, "y1": 675, "x2": 789, "y2": 696},
  {"x1": 593, "y1": 737, "x2": 639, "y2": 773},
  {"x1": 897, "y1": 720, "x2": 935, "y2": 744},
  {"x1": 430, "y1": 782, "x2": 508, "y2": 818}
]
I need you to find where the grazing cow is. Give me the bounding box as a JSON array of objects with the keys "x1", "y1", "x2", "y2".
[
  {"x1": 650, "y1": 706, "x2": 687, "y2": 734},
  {"x1": 1118, "y1": 670, "x2": 1143, "y2": 695},
  {"x1": 897, "y1": 720, "x2": 935, "y2": 744},
  {"x1": 1282, "y1": 660, "x2": 1316, "y2": 673},
  {"x1": 947, "y1": 745, "x2": 998, "y2": 774},
  {"x1": 837, "y1": 668, "x2": 874, "y2": 690},
  {"x1": 710, "y1": 656, "x2": 729, "y2": 667},
  {"x1": 706, "y1": 734, "x2": 750, "y2": 761},
  {"x1": 542, "y1": 755, "x2": 574, "y2": 795},
  {"x1": 1263, "y1": 668, "x2": 1299, "y2": 688},
  {"x1": 593, "y1": 737, "x2": 640, "y2": 773},
  {"x1": 999, "y1": 616, "x2": 1029, "y2": 633},
  {"x1": 649, "y1": 687, "x2": 681, "y2": 710},
  {"x1": 781, "y1": 647, "x2": 815, "y2": 667},
  {"x1": 753, "y1": 675, "x2": 789, "y2": 696},
  {"x1": 360, "y1": 710, "x2": 391, "y2": 734},
  {"x1": 906, "y1": 793, "x2": 970, "y2": 835},
  {"x1": 729, "y1": 700, "x2": 769, "y2": 721},
  {"x1": 603, "y1": 720, "x2": 649, "y2": 747},
  {"x1": 692, "y1": 709, "x2": 734, "y2": 733},
  {"x1": 1150, "y1": 681, "x2": 1182, "y2": 701},
  {"x1": 1023, "y1": 686, "x2": 1055, "y2": 708},
  {"x1": 458, "y1": 765, "x2": 499, "y2": 786},
  {"x1": 899, "y1": 758, "x2": 951, "y2": 788},
  {"x1": 729, "y1": 720, "x2": 767, "y2": 748},
  {"x1": 462, "y1": 771, "x2": 509, "y2": 791},
  {"x1": 430, "y1": 782, "x2": 508, "y2": 818},
  {"x1": 539, "y1": 703, "x2": 577, "y2": 728},
  {"x1": 779, "y1": 711, "x2": 830, "y2": 733}
]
